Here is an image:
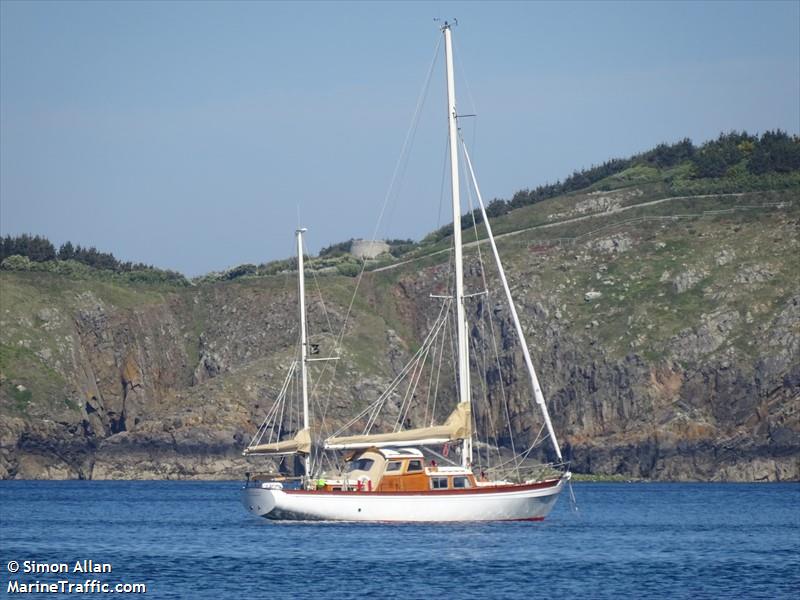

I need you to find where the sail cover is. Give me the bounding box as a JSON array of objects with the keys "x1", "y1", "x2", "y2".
[
  {"x1": 244, "y1": 428, "x2": 311, "y2": 456},
  {"x1": 324, "y1": 403, "x2": 471, "y2": 450}
]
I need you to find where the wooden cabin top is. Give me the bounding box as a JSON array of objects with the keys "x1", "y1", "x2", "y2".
[{"x1": 319, "y1": 447, "x2": 478, "y2": 493}]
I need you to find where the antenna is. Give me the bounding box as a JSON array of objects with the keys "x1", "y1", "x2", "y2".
[{"x1": 434, "y1": 17, "x2": 458, "y2": 30}]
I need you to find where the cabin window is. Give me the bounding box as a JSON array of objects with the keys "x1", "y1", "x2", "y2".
[
  {"x1": 452, "y1": 476, "x2": 471, "y2": 489},
  {"x1": 430, "y1": 477, "x2": 448, "y2": 489},
  {"x1": 346, "y1": 459, "x2": 374, "y2": 472},
  {"x1": 386, "y1": 461, "x2": 402, "y2": 472},
  {"x1": 407, "y1": 460, "x2": 423, "y2": 472}
]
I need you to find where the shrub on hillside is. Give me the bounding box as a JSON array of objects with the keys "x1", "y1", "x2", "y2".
[
  {"x1": 1, "y1": 255, "x2": 33, "y2": 271},
  {"x1": 224, "y1": 263, "x2": 258, "y2": 280},
  {"x1": 122, "y1": 269, "x2": 189, "y2": 286},
  {"x1": 336, "y1": 262, "x2": 361, "y2": 277}
]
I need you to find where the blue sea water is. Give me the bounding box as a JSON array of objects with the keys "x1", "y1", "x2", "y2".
[{"x1": 0, "y1": 481, "x2": 798, "y2": 599}]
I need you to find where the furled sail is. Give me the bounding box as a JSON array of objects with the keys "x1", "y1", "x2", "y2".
[
  {"x1": 243, "y1": 428, "x2": 311, "y2": 456},
  {"x1": 324, "y1": 403, "x2": 471, "y2": 450}
]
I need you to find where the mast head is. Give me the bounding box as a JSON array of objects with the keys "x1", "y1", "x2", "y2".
[
  {"x1": 435, "y1": 17, "x2": 458, "y2": 32},
  {"x1": 296, "y1": 227, "x2": 308, "y2": 235}
]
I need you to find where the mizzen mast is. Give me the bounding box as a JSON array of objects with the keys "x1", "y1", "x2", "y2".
[{"x1": 296, "y1": 228, "x2": 311, "y2": 478}]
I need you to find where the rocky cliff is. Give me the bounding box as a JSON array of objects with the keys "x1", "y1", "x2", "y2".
[{"x1": 1, "y1": 187, "x2": 798, "y2": 481}]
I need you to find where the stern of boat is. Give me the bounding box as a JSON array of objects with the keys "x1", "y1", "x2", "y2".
[{"x1": 241, "y1": 481, "x2": 282, "y2": 518}]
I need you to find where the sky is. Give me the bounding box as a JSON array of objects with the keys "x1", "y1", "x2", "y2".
[{"x1": 1, "y1": 1, "x2": 798, "y2": 276}]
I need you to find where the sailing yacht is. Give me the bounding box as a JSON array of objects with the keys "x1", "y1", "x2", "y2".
[{"x1": 241, "y1": 23, "x2": 570, "y2": 522}]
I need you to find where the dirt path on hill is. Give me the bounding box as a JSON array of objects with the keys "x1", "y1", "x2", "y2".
[{"x1": 370, "y1": 192, "x2": 750, "y2": 273}]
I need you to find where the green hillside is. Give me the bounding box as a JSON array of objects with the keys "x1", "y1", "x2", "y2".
[{"x1": 0, "y1": 131, "x2": 798, "y2": 481}]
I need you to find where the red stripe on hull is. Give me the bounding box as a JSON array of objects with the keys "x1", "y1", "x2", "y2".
[{"x1": 284, "y1": 477, "x2": 562, "y2": 497}]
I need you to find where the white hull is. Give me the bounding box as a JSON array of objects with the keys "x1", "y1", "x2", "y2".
[{"x1": 241, "y1": 477, "x2": 566, "y2": 522}]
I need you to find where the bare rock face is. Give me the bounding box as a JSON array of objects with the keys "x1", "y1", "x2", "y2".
[
  {"x1": 592, "y1": 235, "x2": 632, "y2": 254},
  {"x1": 547, "y1": 188, "x2": 642, "y2": 221},
  {"x1": 672, "y1": 268, "x2": 709, "y2": 293},
  {"x1": 735, "y1": 263, "x2": 775, "y2": 284},
  {"x1": 192, "y1": 334, "x2": 225, "y2": 385},
  {"x1": 715, "y1": 248, "x2": 736, "y2": 266},
  {"x1": 670, "y1": 308, "x2": 741, "y2": 359}
]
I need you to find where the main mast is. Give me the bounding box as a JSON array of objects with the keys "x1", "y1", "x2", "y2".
[
  {"x1": 296, "y1": 228, "x2": 311, "y2": 478},
  {"x1": 443, "y1": 22, "x2": 472, "y2": 468}
]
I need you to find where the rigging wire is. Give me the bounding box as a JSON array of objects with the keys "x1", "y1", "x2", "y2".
[
  {"x1": 435, "y1": 132, "x2": 452, "y2": 232},
  {"x1": 375, "y1": 34, "x2": 442, "y2": 242},
  {"x1": 299, "y1": 36, "x2": 443, "y2": 475},
  {"x1": 465, "y1": 206, "x2": 506, "y2": 475},
  {"x1": 395, "y1": 336, "x2": 434, "y2": 431},
  {"x1": 461, "y1": 135, "x2": 523, "y2": 480},
  {"x1": 334, "y1": 34, "x2": 443, "y2": 350},
  {"x1": 461, "y1": 184, "x2": 505, "y2": 473},
  {"x1": 432, "y1": 309, "x2": 450, "y2": 426},
  {"x1": 275, "y1": 362, "x2": 296, "y2": 443},
  {"x1": 472, "y1": 303, "x2": 503, "y2": 473},
  {"x1": 460, "y1": 132, "x2": 566, "y2": 467},
  {"x1": 422, "y1": 304, "x2": 444, "y2": 427},
  {"x1": 301, "y1": 236, "x2": 347, "y2": 473},
  {"x1": 353, "y1": 301, "x2": 450, "y2": 436},
  {"x1": 247, "y1": 359, "x2": 297, "y2": 449},
  {"x1": 246, "y1": 234, "x2": 305, "y2": 453},
  {"x1": 327, "y1": 299, "x2": 451, "y2": 438},
  {"x1": 451, "y1": 35, "x2": 481, "y2": 179},
  {"x1": 380, "y1": 43, "x2": 443, "y2": 241}
]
